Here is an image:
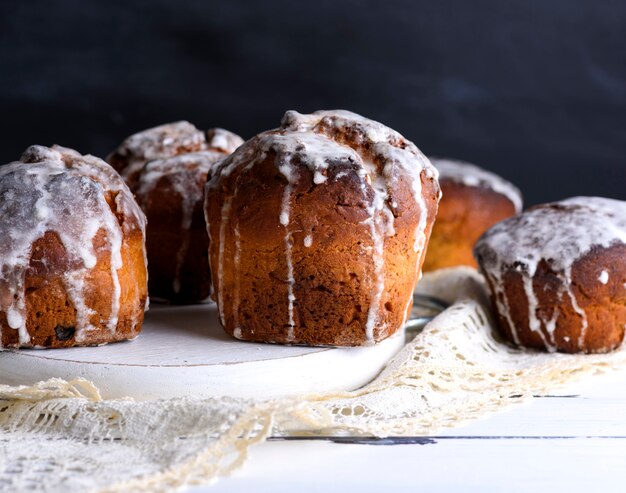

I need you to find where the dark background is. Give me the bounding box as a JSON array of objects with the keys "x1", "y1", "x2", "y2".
[{"x1": 1, "y1": 0, "x2": 625, "y2": 205}]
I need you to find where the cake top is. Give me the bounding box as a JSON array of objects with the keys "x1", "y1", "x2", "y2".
[
  {"x1": 207, "y1": 109, "x2": 440, "y2": 250},
  {"x1": 430, "y1": 158, "x2": 522, "y2": 213},
  {"x1": 113, "y1": 121, "x2": 243, "y2": 160},
  {"x1": 210, "y1": 109, "x2": 439, "y2": 188},
  {"x1": 0, "y1": 145, "x2": 146, "y2": 345},
  {"x1": 206, "y1": 128, "x2": 244, "y2": 154},
  {"x1": 132, "y1": 125, "x2": 241, "y2": 197},
  {"x1": 474, "y1": 196, "x2": 626, "y2": 276},
  {"x1": 14, "y1": 145, "x2": 145, "y2": 232},
  {"x1": 115, "y1": 121, "x2": 206, "y2": 163},
  {"x1": 109, "y1": 121, "x2": 243, "y2": 182}
]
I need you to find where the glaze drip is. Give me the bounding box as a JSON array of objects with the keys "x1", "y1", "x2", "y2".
[
  {"x1": 135, "y1": 151, "x2": 227, "y2": 295},
  {"x1": 217, "y1": 198, "x2": 232, "y2": 327},
  {"x1": 232, "y1": 222, "x2": 242, "y2": 334},
  {"x1": 278, "y1": 167, "x2": 296, "y2": 341}
]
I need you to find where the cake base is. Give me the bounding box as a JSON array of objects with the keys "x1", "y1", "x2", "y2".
[{"x1": 0, "y1": 303, "x2": 405, "y2": 400}]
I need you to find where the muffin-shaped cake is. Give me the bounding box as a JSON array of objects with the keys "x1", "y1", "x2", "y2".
[
  {"x1": 107, "y1": 121, "x2": 243, "y2": 186},
  {"x1": 110, "y1": 123, "x2": 243, "y2": 303},
  {"x1": 0, "y1": 145, "x2": 148, "y2": 348},
  {"x1": 133, "y1": 131, "x2": 242, "y2": 302},
  {"x1": 423, "y1": 158, "x2": 522, "y2": 271},
  {"x1": 205, "y1": 110, "x2": 440, "y2": 346},
  {"x1": 474, "y1": 197, "x2": 626, "y2": 353}
]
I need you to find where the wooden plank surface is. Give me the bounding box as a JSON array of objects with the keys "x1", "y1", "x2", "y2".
[{"x1": 190, "y1": 365, "x2": 626, "y2": 492}]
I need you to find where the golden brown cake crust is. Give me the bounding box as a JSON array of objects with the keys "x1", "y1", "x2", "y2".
[
  {"x1": 423, "y1": 158, "x2": 522, "y2": 272},
  {"x1": 0, "y1": 230, "x2": 147, "y2": 348},
  {"x1": 0, "y1": 146, "x2": 148, "y2": 349},
  {"x1": 475, "y1": 197, "x2": 626, "y2": 354},
  {"x1": 111, "y1": 124, "x2": 243, "y2": 304},
  {"x1": 205, "y1": 110, "x2": 440, "y2": 346},
  {"x1": 132, "y1": 154, "x2": 220, "y2": 303},
  {"x1": 481, "y1": 244, "x2": 626, "y2": 353},
  {"x1": 424, "y1": 180, "x2": 518, "y2": 271}
]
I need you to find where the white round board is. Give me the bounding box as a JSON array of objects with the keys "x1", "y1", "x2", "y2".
[{"x1": 0, "y1": 303, "x2": 405, "y2": 401}]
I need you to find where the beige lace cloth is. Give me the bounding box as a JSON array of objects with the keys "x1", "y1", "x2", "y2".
[{"x1": 2, "y1": 267, "x2": 625, "y2": 492}]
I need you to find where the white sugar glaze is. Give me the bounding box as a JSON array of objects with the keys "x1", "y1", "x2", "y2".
[
  {"x1": 207, "y1": 109, "x2": 439, "y2": 345},
  {"x1": 209, "y1": 160, "x2": 255, "y2": 338},
  {"x1": 135, "y1": 151, "x2": 227, "y2": 295},
  {"x1": 232, "y1": 222, "x2": 242, "y2": 333},
  {"x1": 475, "y1": 196, "x2": 626, "y2": 352},
  {"x1": 277, "y1": 161, "x2": 297, "y2": 342},
  {"x1": 229, "y1": 165, "x2": 255, "y2": 338},
  {"x1": 111, "y1": 121, "x2": 242, "y2": 181},
  {"x1": 0, "y1": 145, "x2": 146, "y2": 347},
  {"x1": 206, "y1": 128, "x2": 245, "y2": 154},
  {"x1": 431, "y1": 157, "x2": 523, "y2": 213},
  {"x1": 112, "y1": 121, "x2": 205, "y2": 180},
  {"x1": 216, "y1": 198, "x2": 232, "y2": 327},
  {"x1": 599, "y1": 270, "x2": 609, "y2": 284}
]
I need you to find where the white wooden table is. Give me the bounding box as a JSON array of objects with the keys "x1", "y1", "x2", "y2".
[{"x1": 191, "y1": 365, "x2": 626, "y2": 492}]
